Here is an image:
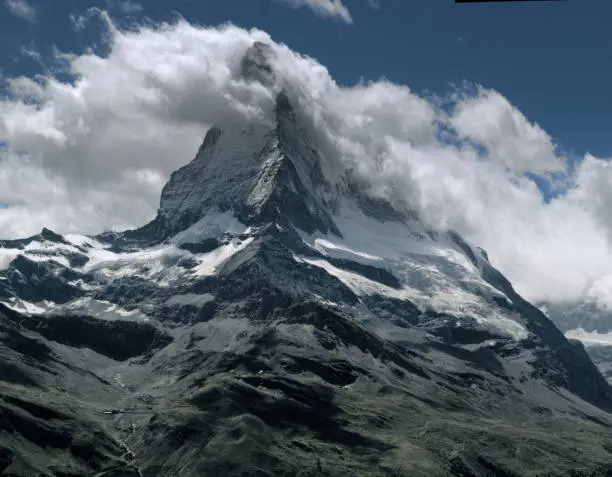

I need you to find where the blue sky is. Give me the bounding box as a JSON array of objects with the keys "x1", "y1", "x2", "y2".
[{"x1": 0, "y1": 0, "x2": 611, "y2": 158}]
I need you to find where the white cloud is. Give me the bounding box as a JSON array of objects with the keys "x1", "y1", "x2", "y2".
[
  {"x1": 277, "y1": 0, "x2": 354, "y2": 23},
  {"x1": 0, "y1": 20, "x2": 275, "y2": 235},
  {"x1": 1, "y1": 15, "x2": 612, "y2": 311},
  {"x1": 105, "y1": 0, "x2": 143, "y2": 14},
  {"x1": 451, "y1": 89, "x2": 564, "y2": 175},
  {"x1": 4, "y1": 0, "x2": 37, "y2": 22},
  {"x1": 119, "y1": 1, "x2": 142, "y2": 14}
]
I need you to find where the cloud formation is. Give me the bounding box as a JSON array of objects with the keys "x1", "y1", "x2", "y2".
[
  {"x1": 1, "y1": 14, "x2": 612, "y2": 311},
  {"x1": 277, "y1": 0, "x2": 354, "y2": 23},
  {"x1": 104, "y1": 0, "x2": 143, "y2": 15},
  {"x1": 4, "y1": 0, "x2": 37, "y2": 22}
]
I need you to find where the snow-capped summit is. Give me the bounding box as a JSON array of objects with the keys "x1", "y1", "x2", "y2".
[
  {"x1": 241, "y1": 41, "x2": 277, "y2": 87},
  {"x1": 137, "y1": 89, "x2": 344, "y2": 242}
]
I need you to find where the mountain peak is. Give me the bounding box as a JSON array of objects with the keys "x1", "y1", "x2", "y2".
[
  {"x1": 241, "y1": 41, "x2": 276, "y2": 87},
  {"x1": 133, "y1": 89, "x2": 341, "y2": 243},
  {"x1": 121, "y1": 42, "x2": 354, "y2": 243}
]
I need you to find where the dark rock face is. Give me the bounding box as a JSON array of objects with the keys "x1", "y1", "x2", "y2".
[
  {"x1": 177, "y1": 238, "x2": 221, "y2": 254},
  {"x1": 0, "y1": 308, "x2": 136, "y2": 475},
  {"x1": 14, "y1": 313, "x2": 173, "y2": 362},
  {"x1": 476, "y1": 257, "x2": 612, "y2": 409},
  {"x1": 241, "y1": 41, "x2": 277, "y2": 87},
  {"x1": 0, "y1": 227, "x2": 72, "y2": 250},
  {"x1": 5, "y1": 255, "x2": 85, "y2": 304},
  {"x1": 542, "y1": 301, "x2": 612, "y2": 387}
]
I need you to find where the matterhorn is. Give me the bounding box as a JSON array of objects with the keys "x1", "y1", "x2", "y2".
[{"x1": 1, "y1": 41, "x2": 612, "y2": 477}]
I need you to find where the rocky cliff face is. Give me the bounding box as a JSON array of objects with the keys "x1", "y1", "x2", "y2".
[
  {"x1": 1, "y1": 42, "x2": 612, "y2": 477},
  {"x1": 540, "y1": 299, "x2": 612, "y2": 385}
]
